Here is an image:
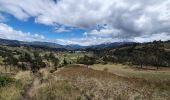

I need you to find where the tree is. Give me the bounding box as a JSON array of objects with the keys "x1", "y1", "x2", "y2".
[
  {"x1": 18, "y1": 52, "x2": 32, "y2": 70},
  {"x1": 11, "y1": 56, "x2": 19, "y2": 70},
  {"x1": 131, "y1": 50, "x2": 146, "y2": 68},
  {"x1": 53, "y1": 58, "x2": 60, "y2": 70},
  {"x1": 24, "y1": 52, "x2": 32, "y2": 62},
  {"x1": 44, "y1": 53, "x2": 60, "y2": 69},
  {"x1": 3, "y1": 54, "x2": 19, "y2": 71},
  {"x1": 63, "y1": 58, "x2": 69, "y2": 65},
  {"x1": 3, "y1": 57, "x2": 8, "y2": 72},
  {"x1": 48, "y1": 52, "x2": 56, "y2": 61},
  {"x1": 77, "y1": 55, "x2": 96, "y2": 66},
  {"x1": 152, "y1": 41, "x2": 164, "y2": 69},
  {"x1": 19, "y1": 52, "x2": 32, "y2": 62},
  {"x1": 31, "y1": 52, "x2": 46, "y2": 74}
]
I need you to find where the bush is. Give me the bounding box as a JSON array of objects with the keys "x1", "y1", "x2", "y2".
[
  {"x1": 103, "y1": 68, "x2": 108, "y2": 72},
  {"x1": 77, "y1": 55, "x2": 96, "y2": 65},
  {"x1": 0, "y1": 76, "x2": 15, "y2": 86}
]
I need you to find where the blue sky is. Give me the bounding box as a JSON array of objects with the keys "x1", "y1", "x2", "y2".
[
  {"x1": 5, "y1": 13, "x2": 86, "y2": 40},
  {"x1": 0, "y1": 0, "x2": 170, "y2": 46}
]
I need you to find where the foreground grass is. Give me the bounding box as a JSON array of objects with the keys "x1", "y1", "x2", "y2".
[
  {"x1": 34, "y1": 65, "x2": 170, "y2": 100},
  {"x1": 1, "y1": 64, "x2": 170, "y2": 99},
  {"x1": 0, "y1": 71, "x2": 33, "y2": 100}
]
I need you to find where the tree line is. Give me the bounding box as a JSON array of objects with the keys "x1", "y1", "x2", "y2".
[{"x1": 93, "y1": 41, "x2": 170, "y2": 69}]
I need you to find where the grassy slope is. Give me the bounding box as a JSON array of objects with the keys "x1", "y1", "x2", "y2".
[
  {"x1": 90, "y1": 64, "x2": 170, "y2": 81},
  {"x1": 34, "y1": 65, "x2": 170, "y2": 100},
  {"x1": 1, "y1": 64, "x2": 170, "y2": 99}
]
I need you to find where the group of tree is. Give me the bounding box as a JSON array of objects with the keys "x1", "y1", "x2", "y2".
[
  {"x1": 44, "y1": 53, "x2": 60, "y2": 70},
  {"x1": 0, "y1": 44, "x2": 73, "y2": 74},
  {"x1": 77, "y1": 55, "x2": 96, "y2": 66},
  {"x1": 94, "y1": 40, "x2": 170, "y2": 69}
]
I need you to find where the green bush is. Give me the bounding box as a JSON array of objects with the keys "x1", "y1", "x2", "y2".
[{"x1": 0, "y1": 76, "x2": 15, "y2": 87}]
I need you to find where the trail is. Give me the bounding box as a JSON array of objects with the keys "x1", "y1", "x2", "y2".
[
  {"x1": 20, "y1": 77, "x2": 41, "y2": 100},
  {"x1": 20, "y1": 68, "x2": 64, "y2": 100}
]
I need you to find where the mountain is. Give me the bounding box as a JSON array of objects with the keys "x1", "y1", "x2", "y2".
[
  {"x1": 64, "y1": 44, "x2": 87, "y2": 50},
  {"x1": 88, "y1": 42, "x2": 134, "y2": 49},
  {"x1": 22, "y1": 41, "x2": 64, "y2": 48},
  {"x1": 0, "y1": 38, "x2": 66, "y2": 51},
  {"x1": 0, "y1": 38, "x2": 134, "y2": 50},
  {"x1": 0, "y1": 38, "x2": 21, "y2": 46}
]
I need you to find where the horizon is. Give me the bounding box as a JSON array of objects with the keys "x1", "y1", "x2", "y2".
[{"x1": 0, "y1": 0, "x2": 170, "y2": 46}]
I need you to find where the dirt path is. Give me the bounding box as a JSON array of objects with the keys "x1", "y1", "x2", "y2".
[
  {"x1": 20, "y1": 77, "x2": 41, "y2": 100},
  {"x1": 20, "y1": 68, "x2": 64, "y2": 100}
]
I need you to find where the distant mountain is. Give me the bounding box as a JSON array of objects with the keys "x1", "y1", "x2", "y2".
[
  {"x1": 0, "y1": 38, "x2": 134, "y2": 50},
  {"x1": 64, "y1": 44, "x2": 87, "y2": 50},
  {"x1": 0, "y1": 38, "x2": 21, "y2": 46},
  {"x1": 22, "y1": 41, "x2": 64, "y2": 48},
  {"x1": 88, "y1": 42, "x2": 134, "y2": 49},
  {"x1": 0, "y1": 38, "x2": 66, "y2": 51}
]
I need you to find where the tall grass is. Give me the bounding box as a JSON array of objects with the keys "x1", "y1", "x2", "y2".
[{"x1": 0, "y1": 71, "x2": 33, "y2": 100}]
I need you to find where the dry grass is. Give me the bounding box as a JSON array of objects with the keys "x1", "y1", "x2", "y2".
[
  {"x1": 90, "y1": 64, "x2": 170, "y2": 81},
  {"x1": 1, "y1": 64, "x2": 169, "y2": 99},
  {"x1": 0, "y1": 65, "x2": 19, "y2": 74},
  {"x1": 0, "y1": 83, "x2": 22, "y2": 100},
  {"x1": 0, "y1": 71, "x2": 33, "y2": 100},
  {"x1": 34, "y1": 65, "x2": 170, "y2": 100}
]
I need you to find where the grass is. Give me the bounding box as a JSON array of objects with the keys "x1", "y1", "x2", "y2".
[
  {"x1": 34, "y1": 65, "x2": 170, "y2": 99},
  {"x1": 57, "y1": 52, "x2": 92, "y2": 64},
  {"x1": 90, "y1": 64, "x2": 170, "y2": 81},
  {"x1": 1, "y1": 64, "x2": 170, "y2": 99},
  {"x1": 0, "y1": 71, "x2": 33, "y2": 100}
]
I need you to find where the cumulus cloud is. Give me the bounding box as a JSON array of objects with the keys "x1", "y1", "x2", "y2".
[
  {"x1": 0, "y1": 0, "x2": 170, "y2": 45},
  {"x1": 0, "y1": 23, "x2": 45, "y2": 41}
]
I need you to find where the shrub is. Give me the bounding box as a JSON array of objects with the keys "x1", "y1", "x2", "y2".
[
  {"x1": 0, "y1": 76, "x2": 15, "y2": 87},
  {"x1": 103, "y1": 68, "x2": 108, "y2": 72}
]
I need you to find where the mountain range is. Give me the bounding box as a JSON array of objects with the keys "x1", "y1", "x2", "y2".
[{"x1": 0, "y1": 38, "x2": 133, "y2": 50}]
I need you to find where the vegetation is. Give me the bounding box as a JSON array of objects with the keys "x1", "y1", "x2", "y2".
[
  {"x1": 0, "y1": 76, "x2": 15, "y2": 86},
  {"x1": 93, "y1": 40, "x2": 170, "y2": 69},
  {"x1": 0, "y1": 40, "x2": 170, "y2": 99},
  {"x1": 34, "y1": 65, "x2": 170, "y2": 99}
]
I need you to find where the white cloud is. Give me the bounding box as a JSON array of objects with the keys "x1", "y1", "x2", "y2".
[
  {"x1": 0, "y1": 0, "x2": 170, "y2": 45},
  {"x1": 0, "y1": 23, "x2": 45, "y2": 41},
  {"x1": 56, "y1": 37, "x2": 121, "y2": 46},
  {"x1": 55, "y1": 26, "x2": 71, "y2": 33},
  {"x1": 134, "y1": 32, "x2": 170, "y2": 43},
  {"x1": 84, "y1": 27, "x2": 122, "y2": 38},
  {"x1": 0, "y1": 13, "x2": 6, "y2": 22}
]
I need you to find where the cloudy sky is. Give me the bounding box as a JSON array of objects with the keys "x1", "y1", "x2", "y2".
[{"x1": 0, "y1": 0, "x2": 170, "y2": 46}]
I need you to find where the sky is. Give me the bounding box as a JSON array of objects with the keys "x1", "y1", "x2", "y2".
[{"x1": 0, "y1": 0, "x2": 170, "y2": 46}]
